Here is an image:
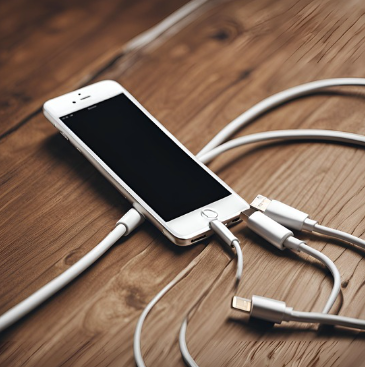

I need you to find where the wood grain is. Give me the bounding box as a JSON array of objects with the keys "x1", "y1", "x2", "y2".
[
  {"x1": 0, "y1": 0, "x2": 189, "y2": 137},
  {"x1": 1, "y1": 0, "x2": 365, "y2": 366}
]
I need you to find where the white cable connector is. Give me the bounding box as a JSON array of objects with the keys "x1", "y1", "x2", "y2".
[
  {"x1": 250, "y1": 195, "x2": 317, "y2": 231},
  {"x1": 246, "y1": 211, "x2": 294, "y2": 250},
  {"x1": 232, "y1": 295, "x2": 291, "y2": 324},
  {"x1": 209, "y1": 219, "x2": 239, "y2": 247},
  {"x1": 116, "y1": 207, "x2": 146, "y2": 235},
  {"x1": 244, "y1": 211, "x2": 340, "y2": 314},
  {"x1": 232, "y1": 294, "x2": 365, "y2": 330},
  {"x1": 251, "y1": 195, "x2": 365, "y2": 250},
  {"x1": 0, "y1": 208, "x2": 144, "y2": 333},
  {"x1": 209, "y1": 219, "x2": 242, "y2": 283}
]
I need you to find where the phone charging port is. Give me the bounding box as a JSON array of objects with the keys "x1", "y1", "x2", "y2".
[{"x1": 191, "y1": 235, "x2": 206, "y2": 243}]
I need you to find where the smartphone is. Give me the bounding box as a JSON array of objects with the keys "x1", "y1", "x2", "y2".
[{"x1": 43, "y1": 80, "x2": 249, "y2": 245}]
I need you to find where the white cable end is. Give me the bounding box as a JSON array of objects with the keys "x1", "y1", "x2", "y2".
[
  {"x1": 116, "y1": 208, "x2": 145, "y2": 235},
  {"x1": 232, "y1": 295, "x2": 291, "y2": 324},
  {"x1": 250, "y1": 195, "x2": 316, "y2": 231},
  {"x1": 209, "y1": 220, "x2": 238, "y2": 247},
  {"x1": 247, "y1": 211, "x2": 293, "y2": 250},
  {"x1": 209, "y1": 220, "x2": 243, "y2": 284},
  {"x1": 283, "y1": 236, "x2": 304, "y2": 251},
  {"x1": 232, "y1": 296, "x2": 251, "y2": 313}
]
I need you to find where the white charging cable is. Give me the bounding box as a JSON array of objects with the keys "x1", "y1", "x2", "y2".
[
  {"x1": 0, "y1": 208, "x2": 144, "y2": 332},
  {"x1": 134, "y1": 219, "x2": 243, "y2": 367},
  {"x1": 177, "y1": 221, "x2": 243, "y2": 367},
  {"x1": 197, "y1": 78, "x2": 365, "y2": 158},
  {"x1": 199, "y1": 129, "x2": 365, "y2": 164}
]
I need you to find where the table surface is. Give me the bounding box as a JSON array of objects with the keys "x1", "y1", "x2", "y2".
[{"x1": 1, "y1": 0, "x2": 365, "y2": 366}]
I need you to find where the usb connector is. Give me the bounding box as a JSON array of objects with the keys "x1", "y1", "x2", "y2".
[
  {"x1": 210, "y1": 220, "x2": 243, "y2": 284},
  {"x1": 250, "y1": 195, "x2": 272, "y2": 212},
  {"x1": 231, "y1": 294, "x2": 365, "y2": 330},
  {"x1": 232, "y1": 296, "x2": 251, "y2": 312},
  {"x1": 232, "y1": 295, "x2": 291, "y2": 324},
  {"x1": 250, "y1": 195, "x2": 317, "y2": 231}
]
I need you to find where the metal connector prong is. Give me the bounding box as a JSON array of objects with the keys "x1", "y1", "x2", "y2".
[
  {"x1": 250, "y1": 195, "x2": 271, "y2": 212},
  {"x1": 231, "y1": 296, "x2": 252, "y2": 313}
]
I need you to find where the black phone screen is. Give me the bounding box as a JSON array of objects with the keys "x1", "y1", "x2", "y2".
[{"x1": 61, "y1": 93, "x2": 230, "y2": 221}]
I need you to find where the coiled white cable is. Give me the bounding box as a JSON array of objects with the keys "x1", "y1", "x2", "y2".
[
  {"x1": 198, "y1": 78, "x2": 365, "y2": 157},
  {"x1": 207, "y1": 78, "x2": 365, "y2": 335},
  {"x1": 177, "y1": 218, "x2": 342, "y2": 367},
  {"x1": 199, "y1": 129, "x2": 365, "y2": 164}
]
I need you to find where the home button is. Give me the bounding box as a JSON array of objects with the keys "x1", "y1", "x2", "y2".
[{"x1": 201, "y1": 208, "x2": 218, "y2": 219}]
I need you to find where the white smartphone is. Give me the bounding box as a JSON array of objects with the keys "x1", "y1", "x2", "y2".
[{"x1": 43, "y1": 80, "x2": 249, "y2": 245}]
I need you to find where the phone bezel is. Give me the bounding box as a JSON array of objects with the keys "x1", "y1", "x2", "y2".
[{"x1": 43, "y1": 80, "x2": 249, "y2": 245}]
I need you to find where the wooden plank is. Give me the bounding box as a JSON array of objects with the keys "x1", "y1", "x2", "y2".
[
  {"x1": 1, "y1": 0, "x2": 365, "y2": 366},
  {"x1": 0, "y1": 0, "x2": 190, "y2": 138}
]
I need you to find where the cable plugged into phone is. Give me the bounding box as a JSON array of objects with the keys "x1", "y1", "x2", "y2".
[
  {"x1": 178, "y1": 220, "x2": 244, "y2": 367},
  {"x1": 0, "y1": 208, "x2": 144, "y2": 333},
  {"x1": 209, "y1": 219, "x2": 243, "y2": 284},
  {"x1": 135, "y1": 219, "x2": 244, "y2": 367}
]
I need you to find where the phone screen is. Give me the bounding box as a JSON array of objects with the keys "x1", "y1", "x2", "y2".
[{"x1": 61, "y1": 93, "x2": 230, "y2": 221}]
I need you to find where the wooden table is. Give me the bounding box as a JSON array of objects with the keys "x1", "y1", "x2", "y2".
[{"x1": 1, "y1": 0, "x2": 365, "y2": 365}]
